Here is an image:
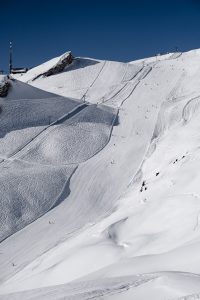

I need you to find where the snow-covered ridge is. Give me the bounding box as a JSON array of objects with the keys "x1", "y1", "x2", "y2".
[
  {"x1": 130, "y1": 51, "x2": 182, "y2": 64},
  {"x1": 1, "y1": 49, "x2": 200, "y2": 299},
  {"x1": 15, "y1": 51, "x2": 73, "y2": 82}
]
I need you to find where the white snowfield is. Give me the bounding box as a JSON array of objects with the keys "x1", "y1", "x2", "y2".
[{"x1": 1, "y1": 49, "x2": 200, "y2": 299}]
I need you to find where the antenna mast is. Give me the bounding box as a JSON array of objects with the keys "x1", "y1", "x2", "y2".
[{"x1": 9, "y1": 42, "x2": 13, "y2": 74}]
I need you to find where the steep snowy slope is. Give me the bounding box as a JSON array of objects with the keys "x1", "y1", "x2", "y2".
[
  {"x1": 1, "y1": 49, "x2": 200, "y2": 299},
  {"x1": 17, "y1": 56, "x2": 143, "y2": 104},
  {"x1": 0, "y1": 78, "x2": 117, "y2": 242}
]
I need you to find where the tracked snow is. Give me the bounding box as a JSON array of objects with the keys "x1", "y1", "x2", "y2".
[{"x1": 1, "y1": 49, "x2": 200, "y2": 299}]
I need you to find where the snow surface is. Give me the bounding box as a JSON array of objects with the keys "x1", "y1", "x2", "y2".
[
  {"x1": 1, "y1": 49, "x2": 200, "y2": 299},
  {"x1": 0, "y1": 78, "x2": 117, "y2": 242}
]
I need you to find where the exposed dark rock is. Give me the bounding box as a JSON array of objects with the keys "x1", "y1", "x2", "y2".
[
  {"x1": 0, "y1": 80, "x2": 10, "y2": 97},
  {"x1": 33, "y1": 52, "x2": 74, "y2": 80}
]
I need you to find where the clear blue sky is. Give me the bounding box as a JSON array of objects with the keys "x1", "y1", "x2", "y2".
[{"x1": 1, "y1": 0, "x2": 200, "y2": 73}]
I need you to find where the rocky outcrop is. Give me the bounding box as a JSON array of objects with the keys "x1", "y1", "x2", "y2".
[
  {"x1": 0, "y1": 77, "x2": 10, "y2": 97},
  {"x1": 33, "y1": 52, "x2": 74, "y2": 80}
]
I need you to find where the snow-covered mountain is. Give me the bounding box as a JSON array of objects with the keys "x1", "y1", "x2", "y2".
[{"x1": 1, "y1": 49, "x2": 200, "y2": 299}]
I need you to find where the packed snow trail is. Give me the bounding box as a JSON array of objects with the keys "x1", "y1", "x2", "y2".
[
  {"x1": 81, "y1": 60, "x2": 107, "y2": 101},
  {"x1": 1, "y1": 272, "x2": 200, "y2": 299}
]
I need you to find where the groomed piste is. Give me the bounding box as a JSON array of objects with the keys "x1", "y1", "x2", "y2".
[{"x1": 1, "y1": 49, "x2": 200, "y2": 299}]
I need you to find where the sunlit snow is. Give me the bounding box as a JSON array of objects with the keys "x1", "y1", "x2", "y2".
[{"x1": 1, "y1": 49, "x2": 200, "y2": 299}]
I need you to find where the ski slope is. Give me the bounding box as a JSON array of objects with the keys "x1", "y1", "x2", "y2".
[{"x1": 1, "y1": 49, "x2": 200, "y2": 299}]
